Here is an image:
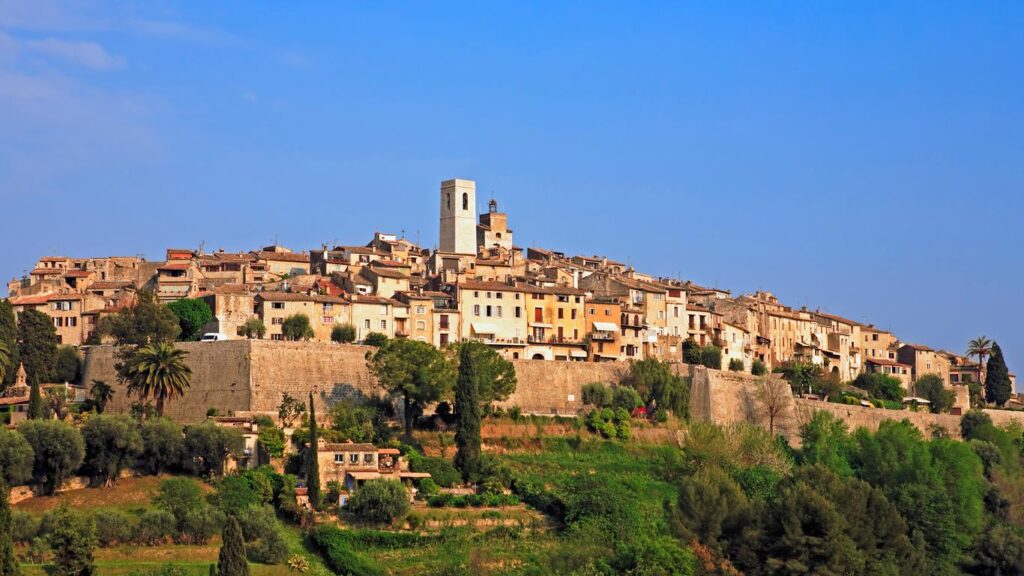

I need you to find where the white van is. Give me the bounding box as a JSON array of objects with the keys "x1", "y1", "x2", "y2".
[{"x1": 200, "y1": 333, "x2": 229, "y2": 342}]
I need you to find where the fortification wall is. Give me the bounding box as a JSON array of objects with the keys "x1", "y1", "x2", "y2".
[
  {"x1": 248, "y1": 340, "x2": 380, "y2": 415},
  {"x1": 81, "y1": 341, "x2": 253, "y2": 422},
  {"x1": 79, "y1": 341, "x2": 1024, "y2": 439}
]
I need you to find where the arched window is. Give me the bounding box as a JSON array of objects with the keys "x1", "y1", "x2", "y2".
[
  {"x1": 462, "y1": 192, "x2": 469, "y2": 210},
  {"x1": 446, "y1": 192, "x2": 451, "y2": 210}
]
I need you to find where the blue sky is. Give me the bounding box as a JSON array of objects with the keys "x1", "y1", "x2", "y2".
[{"x1": 1, "y1": 1, "x2": 1021, "y2": 376}]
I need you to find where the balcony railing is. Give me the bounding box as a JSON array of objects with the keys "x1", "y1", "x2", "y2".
[
  {"x1": 590, "y1": 331, "x2": 616, "y2": 341},
  {"x1": 528, "y1": 334, "x2": 584, "y2": 345}
]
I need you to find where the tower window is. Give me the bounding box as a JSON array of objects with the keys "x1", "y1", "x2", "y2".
[
  {"x1": 447, "y1": 192, "x2": 451, "y2": 210},
  {"x1": 462, "y1": 192, "x2": 468, "y2": 210}
]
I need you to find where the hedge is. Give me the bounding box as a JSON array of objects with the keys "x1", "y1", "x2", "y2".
[{"x1": 311, "y1": 525, "x2": 385, "y2": 576}]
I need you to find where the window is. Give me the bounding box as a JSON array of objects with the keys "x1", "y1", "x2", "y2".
[
  {"x1": 334, "y1": 454, "x2": 344, "y2": 463},
  {"x1": 272, "y1": 318, "x2": 284, "y2": 325},
  {"x1": 364, "y1": 319, "x2": 371, "y2": 329},
  {"x1": 52, "y1": 301, "x2": 73, "y2": 311},
  {"x1": 380, "y1": 320, "x2": 387, "y2": 330},
  {"x1": 515, "y1": 293, "x2": 520, "y2": 300},
  {"x1": 323, "y1": 303, "x2": 333, "y2": 312},
  {"x1": 496, "y1": 306, "x2": 503, "y2": 317},
  {"x1": 53, "y1": 317, "x2": 63, "y2": 327},
  {"x1": 558, "y1": 308, "x2": 564, "y2": 319},
  {"x1": 272, "y1": 302, "x2": 285, "y2": 310},
  {"x1": 474, "y1": 291, "x2": 479, "y2": 297},
  {"x1": 380, "y1": 305, "x2": 388, "y2": 315},
  {"x1": 486, "y1": 305, "x2": 492, "y2": 317},
  {"x1": 589, "y1": 308, "x2": 595, "y2": 315},
  {"x1": 271, "y1": 334, "x2": 283, "y2": 341},
  {"x1": 571, "y1": 309, "x2": 577, "y2": 320},
  {"x1": 446, "y1": 192, "x2": 451, "y2": 210},
  {"x1": 496, "y1": 292, "x2": 503, "y2": 299},
  {"x1": 486, "y1": 292, "x2": 491, "y2": 298},
  {"x1": 416, "y1": 305, "x2": 426, "y2": 314},
  {"x1": 514, "y1": 306, "x2": 521, "y2": 318},
  {"x1": 363, "y1": 453, "x2": 374, "y2": 465},
  {"x1": 416, "y1": 320, "x2": 425, "y2": 330},
  {"x1": 474, "y1": 305, "x2": 480, "y2": 316},
  {"x1": 573, "y1": 329, "x2": 578, "y2": 340},
  {"x1": 323, "y1": 316, "x2": 334, "y2": 324},
  {"x1": 349, "y1": 453, "x2": 358, "y2": 464},
  {"x1": 462, "y1": 192, "x2": 469, "y2": 210}
]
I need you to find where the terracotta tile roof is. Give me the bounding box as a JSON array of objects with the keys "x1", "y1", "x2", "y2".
[
  {"x1": 9, "y1": 295, "x2": 53, "y2": 306},
  {"x1": 254, "y1": 251, "x2": 310, "y2": 263},
  {"x1": 347, "y1": 294, "x2": 394, "y2": 305},
  {"x1": 866, "y1": 357, "x2": 910, "y2": 368},
  {"x1": 88, "y1": 281, "x2": 133, "y2": 290},
  {"x1": 457, "y1": 280, "x2": 526, "y2": 292},
  {"x1": 322, "y1": 442, "x2": 377, "y2": 452},
  {"x1": 158, "y1": 262, "x2": 191, "y2": 271},
  {"x1": 365, "y1": 267, "x2": 409, "y2": 279},
  {"x1": 30, "y1": 268, "x2": 63, "y2": 275},
  {"x1": 900, "y1": 343, "x2": 934, "y2": 352},
  {"x1": 256, "y1": 291, "x2": 346, "y2": 304},
  {"x1": 521, "y1": 284, "x2": 587, "y2": 296},
  {"x1": 62, "y1": 270, "x2": 92, "y2": 278}
]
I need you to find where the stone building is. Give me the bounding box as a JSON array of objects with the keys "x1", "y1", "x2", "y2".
[{"x1": 255, "y1": 292, "x2": 349, "y2": 342}]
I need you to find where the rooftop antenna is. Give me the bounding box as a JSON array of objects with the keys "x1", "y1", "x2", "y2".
[
  {"x1": 400, "y1": 229, "x2": 405, "y2": 240},
  {"x1": 415, "y1": 230, "x2": 421, "y2": 246}
]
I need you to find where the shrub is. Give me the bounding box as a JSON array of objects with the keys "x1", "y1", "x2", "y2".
[
  {"x1": 417, "y1": 477, "x2": 440, "y2": 498},
  {"x1": 611, "y1": 386, "x2": 643, "y2": 411},
  {"x1": 508, "y1": 406, "x2": 523, "y2": 421},
  {"x1": 581, "y1": 382, "x2": 613, "y2": 408},
  {"x1": 346, "y1": 480, "x2": 410, "y2": 524},
  {"x1": 153, "y1": 477, "x2": 224, "y2": 544},
  {"x1": 135, "y1": 509, "x2": 176, "y2": 545},
  {"x1": 214, "y1": 475, "x2": 262, "y2": 514},
  {"x1": 728, "y1": 359, "x2": 745, "y2": 372},
  {"x1": 700, "y1": 346, "x2": 722, "y2": 370},
  {"x1": 751, "y1": 359, "x2": 767, "y2": 376},
  {"x1": 362, "y1": 332, "x2": 388, "y2": 347},
  {"x1": 311, "y1": 525, "x2": 386, "y2": 576},
  {"x1": 238, "y1": 505, "x2": 288, "y2": 564},
  {"x1": 408, "y1": 455, "x2": 461, "y2": 487},
  {"x1": 93, "y1": 509, "x2": 137, "y2": 546},
  {"x1": 11, "y1": 510, "x2": 39, "y2": 544},
  {"x1": 183, "y1": 422, "x2": 244, "y2": 477},
  {"x1": 331, "y1": 324, "x2": 356, "y2": 344}
]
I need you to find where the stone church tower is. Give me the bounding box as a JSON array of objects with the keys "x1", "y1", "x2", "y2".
[{"x1": 439, "y1": 178, "x2": 476, "y2": 255}]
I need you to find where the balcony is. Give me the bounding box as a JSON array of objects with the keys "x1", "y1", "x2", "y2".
[
  {"x1": 591, "y1": 330, "x2": 616, "y2": 341},
  {"x1": 528, "y1": 334, "x2": 584, "y2": 345}
]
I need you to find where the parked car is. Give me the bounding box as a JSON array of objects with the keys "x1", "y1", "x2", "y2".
[{"x1": 200, "y1": 333, "x2": 229, "y2": 342}]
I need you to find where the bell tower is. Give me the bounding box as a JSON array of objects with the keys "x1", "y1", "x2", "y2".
[{"x1": 439, "y1": 178, "x2": 476, "y2": 254}]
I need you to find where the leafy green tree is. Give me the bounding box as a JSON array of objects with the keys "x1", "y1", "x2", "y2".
[
  {"x1": 327, "y1": 398, "x2": 375, "y2": 443},
  {"x1": 52, "y1": 346, "x2": 81, "y2": 384},
  {"x1": 281, "y1": 314, "x2": 313, "y2": 341},
  {"x1": 728, "y1": 358, "x2": 744, "y2": 372},
  {"x1": 961, "y1": 410, "x2": 994, "y2": 441},
  {"x1": 98, "y1": 289, "x2": 180, "y2": 347},
  {"x1": 257, "y1": 426, "x2": 285, "y2": 458},
  {"x1": 777, "y1": 362, "x2": 821, "y2": 395},
  {"x1": 345, "y1": 479, "x2": 410, "y2": 524},
  {"x1": 452, "y1": 341, "x2": 517, "y2": 408},
  {"x1": 914, "y1": 374, "x2": 954, "y2": 413},
  {"x1": 88, "y1": 380, "x2": 114, "y2": 414},
  {"x1": 363, "y1": 332, "x2": 388, "y2": 347},
  {"x1": 0, "y1": 300, "x2": 19, "y2": 389},
  {"x1": 44, "y1": 503, "x2": 96, "y2": 576},
  {"x1": 368, "y1": 339, "x2": 455, "y2": 436},
  {"x1": 126, "y1": 342, "x2": 192, "y2": 417},
  {"x1": 331, "y1": 324, "x2": 356, "y2": 344},
  {"x1": 581, "y1": 382, "x2": 613, "y2": 408},
  {"x1": 240, "y1": 318, "x2": 266, "y2": 339},
  {"x1": 0, "y1": 428, "x2": 33, "y2": 486},
  {"x1": 138, "y1": 417, "x2": 183, "y2": 475},
  {"x1": 81, "y1": 415, "x2": 143, "y2": 485},
  {"x1": 167, "y1": 298, "x2": 214, "y2": 341},
  {"x1": 621, "y1": 358, "x2": 688, "y2": 417},
  {"x1": 852, "y1": 372, "x2": 905, "y2": 402},
  {"x1": 153, "y1": 477, "x2": 222, "y2": 542},
  {"x1": 454, "y1": 343, "x2": 482, "y2": 482},
  {"x1": 682, "y1": 338, "x2": 702, "y2": 365},
  {"x1": 183, "y1": 422, "x2": 243, "y2": 477},
  {"x1": 799, "y1": 411, "x2": 854, "y2": 476},
  {"x1": 0, "y1": 480, "x2": 19, "y2": 576},
  {"x1": 970, "y1": 522, "x2": 1024, "y2": 575},
  {"x1": 277, "y1": 393, "x2": 305, "y2": 428},
  {"x1": 27, "y1": 373, "x2": 44, "y2": 420},
  {"x1": 763, "y1": 479, "x2": 859, "y2": 574},
  {"x1": 217, "y1": 516, "x2": 250, "y2": 576},
  {"x1": 985, "y1": 342, "x2": 1012, "y2": 407},
  {"x1": 17, "y1": 308, "x2": 57, "y2": 383},
  {"x1": 306, "y1": 393, "x2": 321, "y2": 509},
  {"x1": 18, "y1": 420, "x2": 84, "y2": 494}
]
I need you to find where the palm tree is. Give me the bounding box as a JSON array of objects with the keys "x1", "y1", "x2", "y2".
[
  {"x1": 90, "y1": 380, "x2": 115, "y2": 414},
  {"x1": 967, "y1": 336, "x2": 993, "y2": 384},
  {"x1": 0, "y1": 339, "x2": 11, "y2": 383},
  {"x1": 126, "y1": 342, "x2": 192, "y2": 417}
]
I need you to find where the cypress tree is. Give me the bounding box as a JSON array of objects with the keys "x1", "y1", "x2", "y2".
[
  {"x1": 209, "y1": 564, "x2": 217, "y2": 576},
  {"x1": 27, "y1": 373, "x2": 44, "y2": 420},
  {"x1": 985, "y1": 342, "x2": 1013, "y2": 407},
  {"x1": 454, "y1": 344, "x2": 482, "y2": 482},
  {"x1": 306, "y1": 393, "x2": 321, "y2": 510},
  {"x1": 217, "y1": 516, "x2": 248, "y2": 576},
  {"x1": 0, "y1": 481, "x2": 20, "y2": 576}
]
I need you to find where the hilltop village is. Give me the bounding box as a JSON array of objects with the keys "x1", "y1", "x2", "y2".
[{"x1": 5, "y1": 179, "x2": 1012, "y2": 413}]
